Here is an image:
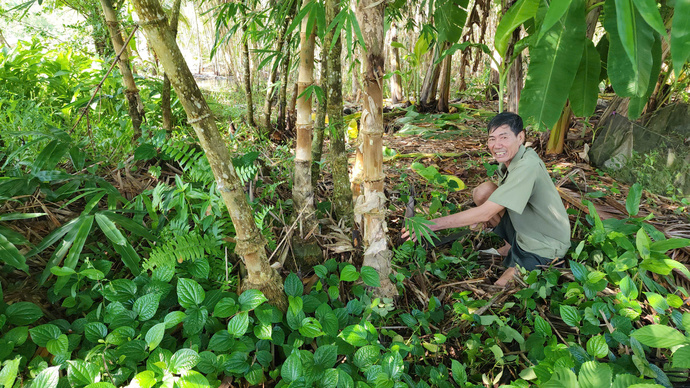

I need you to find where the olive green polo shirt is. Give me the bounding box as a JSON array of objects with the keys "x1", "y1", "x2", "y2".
[{"x1": 488, "y1": 145, "x2": 571, "y2": 258}]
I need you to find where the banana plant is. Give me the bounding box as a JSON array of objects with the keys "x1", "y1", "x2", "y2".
[{"x1": 492, "y1": 0, "x2": 689, "y2": 129}]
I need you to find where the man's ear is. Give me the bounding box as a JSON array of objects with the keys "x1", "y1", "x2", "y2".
[{"x1": 518, "y1": 131, "x2": 525, "y2": 143}]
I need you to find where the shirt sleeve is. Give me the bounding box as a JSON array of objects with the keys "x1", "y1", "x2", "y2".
[{"x1": 488, "y1": 160, "x2": 537, "y2": 214}]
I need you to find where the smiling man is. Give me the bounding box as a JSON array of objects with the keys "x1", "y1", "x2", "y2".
[{"x1": 403, "y1": 112, "x2": 571, "y2": 286}]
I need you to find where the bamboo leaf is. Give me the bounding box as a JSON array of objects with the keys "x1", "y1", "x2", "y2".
[
  {"x1": 112, "y1": 243, "x2": 142, "y2": 275},
  {"x1": 102, "y1": 212, "x2": 156, "y2": 241},
  {"x1": 671, "y1": 0, "x2": 690, "y2": 78},
  {"x1": 494, "y1": 0, "x2": 540, "y2": 57},
  {"x1": 0, "y1": 212, "x2": 45, "y2": 221},
  {"x1": 569, "y1": 39, "x2": 601, "y2": 117},
  {"x1": 519, "y1": 0, "x2": 585, "y2": 129},
  {"x1": 39, "y1": 216, "x2": 85, "y2": 284},
  {"x1": 95, "y1": 214, "x2": 126, "y2": 246},
  {"x1": 64, "y1": 215, "x2": 94, "y2": 270},
  {"x1": 0, "y1": 233, "x2": 29, "y2": 272}
]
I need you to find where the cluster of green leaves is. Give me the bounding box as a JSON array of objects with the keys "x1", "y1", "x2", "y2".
[
  {"x1": 496, "y1": 184, "x2": 690, "y2": 386},
  {"x1": 493, "y1": 0, "x2": 690, "y2": 126},
  {"x1": 0, "y1": 258, "x2": 450, "y2": 388}
]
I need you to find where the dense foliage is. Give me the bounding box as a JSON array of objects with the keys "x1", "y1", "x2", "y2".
[{"x1": 1, "y1": 38, "x2": 690, "y2": 388}]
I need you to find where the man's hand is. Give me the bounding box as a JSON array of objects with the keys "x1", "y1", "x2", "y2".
[{"x1": 400, "y1": 227, "x2": 417, "y2": 242}]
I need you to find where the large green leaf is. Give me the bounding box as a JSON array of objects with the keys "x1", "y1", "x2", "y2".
[
  {"x1": 434, "y1": 0, "x2": 469, "y2": 44},
  {"x1": 537, "y1": 0, "x2": 573, "y2": 42},
  {"x1": 673, "y1": 345, "x2": 690, "y2": 368},
  {"x1": 604, "y1": 0, "x2": 655, "y2": 97},
  {"x1": 177, "y1": 278, "x2": 205, "y2": 308},
  {"x1": 578, "y1": 361, "x2": 612, "y2": 388},
  {"x1": 569, "y1": 39, "x2": 601, "y2": 117},
  {"x1": 542, "y1": 366, "x2": 578, "y2": 388},
  {"x1": 628, "y1": 32, "x2": 661, "y2": 119},
  {"x1": 615, "y1": 0, "x2": 641, "y2": 69},
  {"x1": 0, "y1": 233, "x2": 29, "y2": 272},
  {"x1": 494, "y1": 0, "x2": 540, "y2": 57},
  {"x1": 0, "y1": 357, "x2": 20, "y2": 388},
  {"x1": 631, "y1": 325, "x2": 689, "y2": 348},
  {"x1": 519, "y1": 0, "x2": 585, "y2": 129},
  {"x1": 31, "y1": 366, "x2": 60, "y2": 388},
  {"x1": 5, "y1": 301, "x2": 43, "y2": 325},
  {"x1": 632, "y1": 0, "x2": 667, "y2": 36},
  {"x1": 281, "y1": 352, "x2": 303, "y2": 383},
  {"x1": 169, "y1": 348, "x2": 200, "y2": 373},
  {"x1": 671, "y1": 0, "x2": 690, "y2": 78}
]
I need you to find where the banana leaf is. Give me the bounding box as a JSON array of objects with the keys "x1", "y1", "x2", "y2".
[
  {"x1": 671, "y1": 0, "x2": 690, "y2": 78},
  {"x1": 605, "y1": 0, "x2": 655, "y2": 97},
  {"x1": 519, "y1": 0, "x2": 585, "y2": 129},
  {"x1": 569, "y1": 39, "x2": 601, "y2": 117}
]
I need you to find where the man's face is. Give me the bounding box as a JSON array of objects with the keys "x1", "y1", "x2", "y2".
[{"x1": 487, "y1": 124, "x2": 524, "y2": 167}]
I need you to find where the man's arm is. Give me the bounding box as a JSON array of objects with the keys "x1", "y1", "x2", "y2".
[
  {"x1": 402, "y1": 200, "x2": 505, "y2": 240},
  {"x1": 427, "y1": 201, "x2": 504, "y2": 231}
]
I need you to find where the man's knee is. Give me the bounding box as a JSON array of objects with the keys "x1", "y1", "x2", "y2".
[{"x1": 473, "y1": 182, "x2": 498, "y2": 206}]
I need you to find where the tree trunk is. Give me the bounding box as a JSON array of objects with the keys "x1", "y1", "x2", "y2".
[
  {"x1": 288, "y1": 79, "x2": 298, "y2": 133},
  {"x1": 436, "y1": 52, "x2": 452, "y2": 112},
  {"x1": 0, "y1": 28, "x2": 10, "y2": 48},
  {"x1": 311, "y1": 48, "x2": 327, "y2": 188},
  {"x1": 162, "y1": 0, "x2": 182, "y2": 132},
  {"x1": 418, "y1": 42, "x2": 448, "y2": 111},
  {"x1": 131, "y1": 0, "x2": 286, "y2": 309},
  {"x1": 277, "y1": 50, "x2": 291, "y2": 134},
  {"x1": 99, "y1": 0, "x2": 145, "y2": 137},
  {"x1": 90, "y1": 5, "x2": 110, "y2": 58},
  {"x1": 388, "y1": 23, "x2": 404, "y2": 104},
  {"x1": 240, "y1": 3, "x2": 256, "y2": 128},
  {"x1": 355, "y1": 0, "x2": 397, "y2": 298},
  {"x1": 546, "y1": 101, "x2": 571, "y2": 155},
  {"x1": 262, "y1": 2, "x2": 297, "y2": 130},
  {"x1": 291, "y1": 0, "x2": 322, "y2": 269},
  {"x1": 326, "y1": 0, "x2": 353, "y2": 227},
  {"x1": 503, "y1": 0, "x2": 523, "y2": 113}
]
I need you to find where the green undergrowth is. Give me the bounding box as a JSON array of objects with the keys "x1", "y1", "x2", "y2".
[
  {"x1": 607, "y1": 149, "x2": 690, "y2": 198},
  {"x1": 2, "y1": 39, "x2": 690, "y2": 388}
]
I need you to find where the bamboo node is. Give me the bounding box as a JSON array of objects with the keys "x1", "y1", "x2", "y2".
[
  {"x1": 188, "y1": 113, "x2": 211, "y2": 124},
  {"x1": 234, "y1": 232, "x2": 268, "y2": 256},
  {"x1": 217, "y1": 180, "x2": 243, "y2": 193},
  {"x1": 138, "y1": 15, "x2": 168, "y2": 26}
]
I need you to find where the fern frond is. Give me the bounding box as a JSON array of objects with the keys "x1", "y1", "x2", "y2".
[
  {"x1": 160, "y1": 140, "x2": 214, "y2": 183},
  {"x1": 144, "y1": 232, "x2": 222, "y2": 271}
]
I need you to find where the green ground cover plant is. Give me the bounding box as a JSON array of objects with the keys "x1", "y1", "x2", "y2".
[{"x1": 1, "y1": 40, "x2": 690, "y2": 388}]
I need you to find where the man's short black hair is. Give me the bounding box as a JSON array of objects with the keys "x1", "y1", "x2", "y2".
[{"x1": 487, "y1": 111, "x2": 523, "y2": 136}]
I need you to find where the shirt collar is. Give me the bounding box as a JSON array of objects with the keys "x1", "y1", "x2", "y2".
[{"x1": 498, "y1": 144, "x2": 527, "y2": 178}]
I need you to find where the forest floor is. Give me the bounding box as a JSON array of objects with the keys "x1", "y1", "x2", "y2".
[{"x1": 308, "y1": 98, "x2": 690, "y2": 309}]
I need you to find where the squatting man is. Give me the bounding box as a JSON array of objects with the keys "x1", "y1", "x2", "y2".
[{"x1": 402, "y1": 112, "x2": 571, "y2": 287}]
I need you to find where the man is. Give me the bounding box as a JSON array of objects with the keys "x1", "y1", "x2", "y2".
[{"x1": 403, "y1": 112, "x2": 571, "y2": 286}]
